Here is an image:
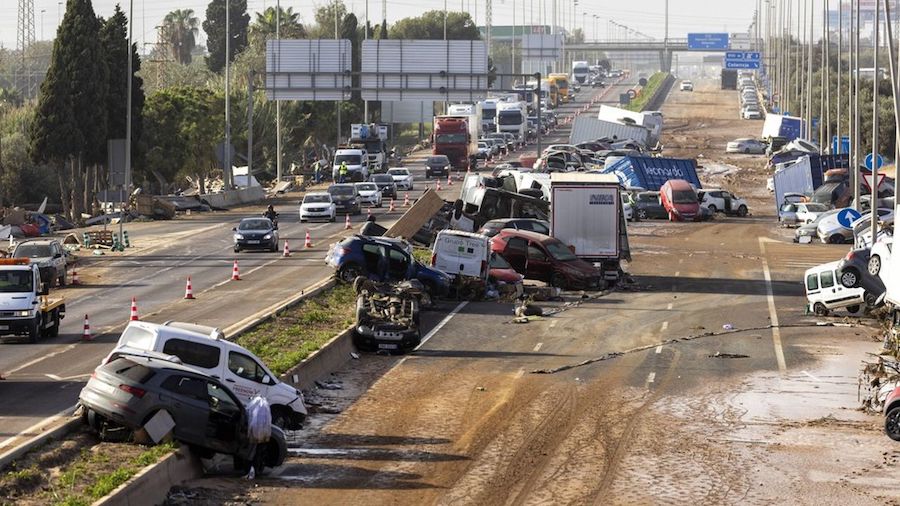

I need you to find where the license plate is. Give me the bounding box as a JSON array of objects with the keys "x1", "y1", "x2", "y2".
[
  {"x1": 94, "y1": 381, "x2": 118, "y2": 395},
  {"x1": 247, "y1": 240, "x2": 260, "y2": 244},
  {"x1": 378, "y1": 343, "x2": 398, "y2": 350},
  {"x1": 0, "y1": 325, "x2": 7, "y2": 331}
]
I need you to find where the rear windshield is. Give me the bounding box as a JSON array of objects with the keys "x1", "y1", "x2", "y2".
[
  {"x1": 428, "y1": 156, "x2": 449, "y2": 165},
  {"x1": 162, "y1": 338, "x2": 220, "y2": 369},
  {"x1": 802, "y1": 204, "x2": 828, "y2": 212},
  {"x1": 372, "y1": 175, "x2": 393, "y2": 183},
  {"x1": 108, "y1": 358, "x2": 156, "y2": 384},
  {"x1": 673, "y1": 190, "x2": 697, "y2": 204},
  {"x1": 14, "y1": 245, "x2": 52, "y2": 258},
  {"x1": 329, "y1": 185, "x2": 355, "y2": 196}
]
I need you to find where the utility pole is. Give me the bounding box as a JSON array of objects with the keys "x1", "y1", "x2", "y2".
[
  {"x1": 123, "y1": 0, "x2": 134, "y2": 246},
  {"x1": 335, "y1": 0, "x2": 341, "y2": 148},
  {"x1": 225, "y1": 0, "x2": 233, "y2": 189},
  {"x1": 871, "y1": 0, "x2": 880, "y2": 235},
  {"x1": 364, "y1": 0, "x2": 369, "y2": 122},
  {"x1": 16, "y1": 0, "x2": 35, "y2": 98},
  {"x1": 276, "y1": 0, "x2": 282, "y2": 183},
  {"x1": 854, "y1": 0, "x2": 860, "y2": 210},
  {"x1": 837, "y1": 0, "x2": 842, "y2": 154}
]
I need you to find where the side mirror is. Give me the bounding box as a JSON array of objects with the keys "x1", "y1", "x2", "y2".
[
  {"x1": 38, "y1": 282, "x2": 50, "y2": 296},
  {"x1": 232, "y1": 227, "x2": 237, "y2": 231},
  {"x1": 53, "y1": 253, "x2": 62, "y2": 259}
]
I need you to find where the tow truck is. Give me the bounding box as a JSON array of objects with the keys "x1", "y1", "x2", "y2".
[{"x1": 0, "y1": 258, "x2": 66, "y2": 343}]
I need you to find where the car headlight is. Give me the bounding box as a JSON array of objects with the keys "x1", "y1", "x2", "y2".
[
  {"x1": 15, "y1": 310, "x2": 32, "y2": 317},
  {"x1": 234, "y1": 234, "x2": 244, "y2": 240},
  {"x1": 263, "y1": 234, "x2": 272, "y2": 240}
]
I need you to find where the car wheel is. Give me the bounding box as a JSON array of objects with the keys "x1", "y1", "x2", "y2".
[
  {"x1": 234, "y1": 245, "x2": 241, "y2": 253},
  {"x1": 869, "y1": 255, "x2": 882, "y2": 276},
  {"x1": 846, "y1": 304, "x2": 861, "y2": 314},
  {"x1": 550, "y1": 272, "x2": 567, "y2": 289},
  {"x1": 271, "y1": 406, "x2": 291, "y2": 430},
  {"x1": 839, "y1": 268, "x2": 859, "y2": 288},
  {"x1": 813, "y1": 302, "x2": 829, "y2": 316},
  {"x1": 338, "y1": 264, "x2": 363, "y2": 283},
  {"x1": 737, "y1": 205, "x2": 748, "y2": 217},
  {"x1": 744, "y1": 148, "x2": 750, "y2": 154},
  {"x1": 865, "y1": 292, "x2": 880, "y2": 308},
  {"x1": 708, "y1": 204, "x2": 717, "y2": 213},
  {"x1": 637, "y1": 209, "x2": 648, "y2": 220},
  {"x1": 58, "y1": 269, "x2": 67, "y2": 287},
  {"x1": 330, "y1": 215, "x2": 336, "y2": 222},
  {"x1": 828, "y1": 234, "x2": 844, "y2": 244},
  {"x1": 43, "y1": 309, "x2": 60, "y2": 338},
  {"x1": 271, "y1": 241, "x2": 278, "y2": 253},
  {"x1": 27, "y1": 318, "x2": 40, "y2": 343},
  {"x1": 885, "y1": 406, "x2": 900, "y2": 441}
]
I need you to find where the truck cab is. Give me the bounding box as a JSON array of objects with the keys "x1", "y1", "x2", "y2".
[
  {"x1": 496, "y1": 102, "x2": 527, "y2": 144},
  {"x1": 0, "y1": 258, "x2": 66, "y2": 342}
]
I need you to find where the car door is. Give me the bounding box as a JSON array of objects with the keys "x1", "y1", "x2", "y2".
[
  {"x1": 386, "y1": 246, "x2": 412, "y2": 281},
  {"x1": 159, "y1": 374, "x2": 211, "y2": 445},
  {"x1": 503, "y1": 237, "x2": 528, "y2": 273},
  {"x1": 205, "y1": 379, "x2": 245, "y2": 454},
  {"x1": 224, "y1": 350, "x2": 270, "y2": 405},
  {"x1": 819, "y1": 269, "x2": 850, "y2": 307},
  {"x1": 526, "y1": 241, "x2": 552, "y2": 281}
]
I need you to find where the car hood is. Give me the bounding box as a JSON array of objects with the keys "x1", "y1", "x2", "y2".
[
  {"x1": 0, "y1": 293, "x2": 36, "y2": 310},
  {"x1": 331, "y1": 195, "x2": 356, "y2": 201},
  {"x1": 301, "y1": 202, "x2": 332, "y2": 209}
]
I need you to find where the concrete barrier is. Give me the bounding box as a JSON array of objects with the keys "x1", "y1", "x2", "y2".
[
  {"x1": 200, "y1": 186, "x2": 266, "y2": 209},
  {"x1": 0, "y1": 415, "x2": 80, "y2": 472},
  {"x1": 280, "y1": 327, "x2": 355, "y2": 390},
  {"x1": 92, "y1": 447, "x2": 201, "y2": 506}
]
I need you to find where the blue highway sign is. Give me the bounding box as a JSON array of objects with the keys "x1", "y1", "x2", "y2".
[
  {"x1": 725, "y1": 61, "x2": 761, "y2": 69},
  {"x1": 726, "y1": 51, "x2": 760, "y2": 60},
  {"x1": 688, "y1": 33, "x2": 729, "y2": 50}
]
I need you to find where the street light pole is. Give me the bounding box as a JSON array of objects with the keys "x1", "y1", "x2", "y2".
[
  {"x1": 871, "y1": 0, "x2": 880, "y2": 236},
  {"x1": 224, "y1": 0, "x2": 233, "y2": 189},
  {"x1": 276, "y1": 0, "x2": 282, "y2": 183},
  {"x1": 40, "y1": 10, "x2": 45, "y2": 40},
  {"x1": 123, "y1": 0, "x2": 134, "y2": 245}
]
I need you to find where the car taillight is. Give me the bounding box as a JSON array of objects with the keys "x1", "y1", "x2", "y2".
[
  {"x1": 119, "y1": 384, "x2": 146, "y2": 398},
  {"x1": 845, "y1": 251, "x2": 855, "y2": 261},
  {"x1": 338, "y1": 247, "x2": 351, "y2": 256},
  {"x1": 431, "y1": 254, "x2": 436, "y2": 266}
]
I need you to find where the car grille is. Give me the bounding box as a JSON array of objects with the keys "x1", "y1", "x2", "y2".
[
  {"x1": 308, "y1": 208, "x2": 326, "y2": 212},
  {"x1": 0, "y1": 311, "x2": 17, "y2": 317}
]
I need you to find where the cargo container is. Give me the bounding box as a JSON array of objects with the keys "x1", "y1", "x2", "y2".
[
  {"x1": 762, "y1": 114, "x2": 806, "y2": 141},
  {"x1": 568, "y1": 117, "x2": 652, "y2": 146},
  {"x1": 601, "y1": 156, "x2": 702, "y2": 191}
]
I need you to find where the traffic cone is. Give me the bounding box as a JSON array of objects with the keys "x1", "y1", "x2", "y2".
[
  {"x1": 404, "y1": 193, "x2": 410, "y2": 206},
  {"x1": 436, "y1": 180, "x2": 442, "y2": 191},
  {"x1": 367, "y1": 207, "x2": 372, "y2": 220},
  {"x1": 283, "y1": 241, "x2": 291, "y2": 257},
  {"x1": 305, "y1": 231, "x2": 313, "y2": 248},
  {"x1": 447, "y1": 173, "x2": 453, "y2": 186},
  {"x1": 129, "y1": 297, "x2": 139, "y2": 321},
  {"x1": 71, "y1": 268, "x2": 80, "y2": 286},
  {"x1": 184, "y1": 276, "x2": 195, "y2": 299},
  {"x1": 389, "y1": 199, "x2": 395, "y2": 212},
  {"x1": 231, "y1": 260, "x2": 241, "y2": 281},
  {"x1": 344, "y1": 214, "x2": 352, "y2": 230},
  {"x1": 82, "y1": 314, "x2": 92, "y2": 341}
]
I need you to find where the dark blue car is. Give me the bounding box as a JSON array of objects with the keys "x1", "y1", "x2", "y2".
[{"x1": 325, "y1": 235, "x2": 450, "y2": 295}]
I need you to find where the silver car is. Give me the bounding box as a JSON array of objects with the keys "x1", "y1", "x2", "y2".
[
  {"x1": 12, "y1": 239, "x2": 68, "y2": 286},
  {"x1": 725, "y1": 138, "x2": 766, "y2": 154}
]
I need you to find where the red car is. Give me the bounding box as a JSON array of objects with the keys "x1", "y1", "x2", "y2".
[
  {"x1": 660, "y1": 179, "x2": 701, "y2": 222},
  {"x1": 488, "y1": 252, "x2": 524, "y2": 285},
  {"x1": 490, "y1": 230, "x2": 602, "y2": 290},
  {"x1": 885, "y1": 385, "x2": 900, "y2": 441}
]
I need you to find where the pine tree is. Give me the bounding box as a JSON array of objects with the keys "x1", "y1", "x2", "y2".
[
  {"x1": 100, "y1": 6, "x2": 145, "y2": 157},
  {"x1": 203, "y1": 0, "x2": 250, "y2": 73}
]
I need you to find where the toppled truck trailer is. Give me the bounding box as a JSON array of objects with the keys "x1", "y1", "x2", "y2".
[
  {"x1": 602, "y1": 156, "x2": 702, "y2": 191},
  {"x1": 568, "y1": 116, "x2": 652, "y2": 148}
]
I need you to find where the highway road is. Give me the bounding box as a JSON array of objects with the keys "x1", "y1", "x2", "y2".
[{"x1": 0, "y1": 82, "x2": 624, "y2": 454}]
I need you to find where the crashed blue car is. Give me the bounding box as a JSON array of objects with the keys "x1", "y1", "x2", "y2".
[{"x1": 326, "y1": 235, "x2": 450, "y2": 295}]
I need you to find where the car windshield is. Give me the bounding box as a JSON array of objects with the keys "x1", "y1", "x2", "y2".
[
  {"x1": 0, "y1": 270, "x2": 33, "y2": 293},
  {"x1": 490, "y1": 252, "x2": 512, "y2": 269},
  {"x1": 356, "y1": 183, "x2": 378, "y2": 191},
  {"x1": 673, "y1": 190, "x2": 697, "y2": 204},
  {"x1": 428, "y1": 156, "x2": 449, "y2": 165},
  {"x1": 238, "y1": 219, "x2": 270, "y2": 230},
  {"x1": 545, "y1": 240, "x2": 578, "y2": 261},
  {"x1": 372, "y1": 175, "x2": 393, "y2": 183},
  {"x1": 304, "y1": 194, "x2": 331, "y2": 204},
  {"x1": 334, "y1": 154, "x2": 361, "y2": 165},
  {"x1": 329, "y1": 185, "x2": 355, "y2": 196},
  {"x1": 388, "y1": 169, "x2": 409, "y2": 176},
  {"x1": 14, "y1": 244, "x2": 52, "y2": 258},
  {"x1": 802, "y1": 204, "x2": 828, "y2": 212}
]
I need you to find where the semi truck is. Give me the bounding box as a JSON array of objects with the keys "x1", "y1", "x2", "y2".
[
  {"x1": 548, "y1": 74, "x2": 571, "y2": 103},
  {"x1": 0, "y1": 258, "x2": 66, "y2": 343},
  {"x1": 496, "y1": 101, "x2": 528, "y2": 144},
  {"x1": 540, "y1": 79, "x2": 559, "y2": 108},
  {"x1": 571, "y1": 61, "x2": 590, "y2": 85},
  {"x1": 549, "y1": 173, "x2": 630, "y2": 281},
  {"x1": 480, "y1": 99, "x2": 499, "y2": 132},
  {"x1": 349, "y1": 123, "x2": 389, "y2": 172},
  {"x1": 433, "y1": 115, "x2": 478, "y2": 169},
  {"x1": 447, "y1": 103, "x2": 483, "y2": 139}
]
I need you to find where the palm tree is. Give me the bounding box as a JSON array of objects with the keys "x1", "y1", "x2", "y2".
[
  {"x1": 160, "y1": 9, "x2": 199, "y2": 65},
  {"x1": 250, "y1": 6, "x2": 305, "y2": 40}
]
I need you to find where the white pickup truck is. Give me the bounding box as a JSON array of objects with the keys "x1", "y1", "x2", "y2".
[{"x1": 0, "y1": 258, "x2": 66, "y2": 342}]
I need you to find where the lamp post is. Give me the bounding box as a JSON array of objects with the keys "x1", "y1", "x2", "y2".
[
  {"x1": 276, "y1": 0, "x2": 282, "y2": 183},
  {"x1": 40, "y1": 9, "x2": 45, "y2": 40}
]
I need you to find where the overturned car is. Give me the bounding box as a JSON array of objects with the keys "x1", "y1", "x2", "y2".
[{"x1": 352, "y1": 277, "x2": 425, "y2": 352}]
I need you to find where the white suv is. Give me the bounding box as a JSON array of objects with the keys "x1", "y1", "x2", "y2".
[
  {"x1": 103, "y1": 321, "x2": 308, "y2": 429},
  {"x1": 680, "y1": 80, "x2": 694, "y2": 91},
  {"x1": 697, "y1": 189, "x2": 749, "y2": 217}
]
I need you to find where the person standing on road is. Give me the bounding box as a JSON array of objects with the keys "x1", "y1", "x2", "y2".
[
  {"x1": 339, "y1": 161, "x2": 349, "y2": 183},
  {"x1": 313, "y1": 160, "x2": 322, "y2": 184}
]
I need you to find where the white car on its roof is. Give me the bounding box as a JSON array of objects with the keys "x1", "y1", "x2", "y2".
[{"x1": 387, "y1": 167, "x2": 414, "y2": 191}]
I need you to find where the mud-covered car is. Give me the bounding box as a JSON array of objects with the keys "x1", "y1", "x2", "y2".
[{"x1": 351, "y1": 277, "x2": 424, "y2": 352}]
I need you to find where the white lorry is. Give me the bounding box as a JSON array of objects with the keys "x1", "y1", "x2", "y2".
[
  {"x1": 0, "y1": 258, "x2": 66, "y2": 342},
  {"x1": 572, "y1": 61, "x2": 590, "y2": 85},
  {"x1": 496, "y1": 101, "x2": 528, "y2": 144},
  {"x1": 448, "y1": 103, "x2": 483, "y2": 139},
  {"x1": 480, "y1": 99, "x2": 499, "y2": 133},
  {"x1": 549, "y1": 173, "x2": 631, "y2": 281}
]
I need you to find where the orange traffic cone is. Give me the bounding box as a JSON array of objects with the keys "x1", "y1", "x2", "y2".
[
  {"x1": 367, "y1": 207, "x2": 372, "y2": 220},
  {"x1": 283, "y1": 241, "x2": 291, "y2": 257},
  {"x1": 231, "y1": 260, "x2": 241, "y2": 281},
  {"x1": 184, "y1": 276, "x2": 195, "y2": 299},
  {"x1": 71, "y1": 268, "x2": 80, "y2": 285},
  {"x1": 344, "y1": 214, "x2": 352, "y2": 230},
  {"x1": 82, "y1": 314, "x2": 92, "y2": 341},
  {"x1": 304, "y1": 231, "x2": 313, "y2": 248},
  {"x1": 404, "y1": 193, "x2": 410, "y2": 206},
  {"x1": 129, "y1": 297, "x2": 139, "y2": 321},
  {"x1": 447, "y1": 173, "x2": 453, "y2": 186},
  {"x1": 389, "y1": 199, "x2": 395, "y2": 212},
  {"x1": 436, "y1": 180, "x2": 442, "y2": 191}
]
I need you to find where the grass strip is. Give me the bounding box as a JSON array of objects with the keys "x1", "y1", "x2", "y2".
[
  {"x1": 234, "y1": 283, "x2": 357, "y2": 376},
  {"x1": 625, "y1": 72, "x2": 668, "y2": 112}
]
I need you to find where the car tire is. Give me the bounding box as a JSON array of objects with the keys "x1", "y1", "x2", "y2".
[
  {"x1": 828, "y1": 234, "x2": 844, "y2": 245},
  {"x1": 27, "y1": 318, "x2": 40, "y2": 343},
  {"x1": 58, "y1": 269, "x2": 67, "y2": 287},
  {"x1": 234, "y1": 246, "x2": 241, "y2": 253},
  {"x1": 839, "y1": 268, "x2": 859, "y2": 288},
  {"x1": 737, "y1": 205, "x2": 748, "y2": 217},
  {"x1": 338, "y1": 264, "x2": 363, "y2": 283},
  {"x1": 271, "y1": 241, "x2": 278, "y2": 253},
  {"x1": 813, "y1": 302, "x2": 829, "y2": 316},
  {"x1": 330, "y1": 215, "x2": 336, "y2": 222},
  {"x1": 270, "y1": 406, "x2": 291, "y2": 430},
  {"x1": 44, "y1": 309, "x2": 60, "y2": 338},
  {"x1": 744, "y1": 148, "x2": 750, "y2": 154},
  {"x1": 550, "y1": 272, "x2": 567, "y2": 289},
  {"x1": 638, "y1": 209, "x2": 648, "y2": 220},
  {"x1": 869, "y1": 255, "x2": 882, "y2": 276},
  {"x1": 708, "y1": 204, "x2": 717, "y2": 213},
  {"x1": 886, "y1": 406, "x2": 900, "y2": 441},
  {"x1": 846, "y1": 304, "x2": 861, "y2": 314}
]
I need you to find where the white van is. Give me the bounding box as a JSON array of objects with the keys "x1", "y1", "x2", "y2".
[
  {"x1": 103, "y1": 321, "x2": 308, "y2": 429},
  {"x1": 805, "y1": 261, "x2": 866, "y2": 316},
  {"x1": 332, "y1": 148, "x2": 369, "y2": 182},
  {"x1": 431, "y1": 230, "x2": 490, "y2": 281}
]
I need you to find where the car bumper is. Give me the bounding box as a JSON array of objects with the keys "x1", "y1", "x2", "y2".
[
  {"x1": 235, "y1": 239, "x2": 277, "y2": 249},
  {"x1": 426, "y1": 167, "x2": 448, "y2": 176},
  {"x1": 0, "y1": 316, "x2": 36, "y2": 335},
  {"x1": 300, "y1": 209, "x2": 333, "y2": 220},
  {"x1": 334, "y1": 202, "x2": 359, "y2": 212},
  {"x1": 355, "y1": 324, "x2": 421, "y2": 351},
  {"x1": 360, "y1": 196, "x2": 380, "y2": 206}
]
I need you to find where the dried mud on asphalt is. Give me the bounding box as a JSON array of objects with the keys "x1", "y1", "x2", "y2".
[{"x1": 167, "y1": 81, "x2": 900, "y2": 505}]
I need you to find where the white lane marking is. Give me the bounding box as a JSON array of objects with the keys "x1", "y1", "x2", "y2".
[
  {"x1": 646, "y1": 372, "x2": 656, "y2": 384},
  {"x1": 678, "y1": 258, "x2": 684, "y2": 264},
  {"x1": 758, "y1": 237, "x2": 787, "y2": 373},
  {"x1": 661, "y1": 321, "x2": 669, "y2": 332},
  {"x1": 533, "y1": 342, "x2": 543, "y2": 352},
  {"x1": 45, "y1": 374, "x2": 61, "y2": 381},
  {"x1": 655, "y1": 345, "x2": 662, "y2": 354},
  {"x1": 289, "y1": 448, "x2": 348, "y2": 456},
  {"x1": 414, "y1": 301, "x2": 468, "y2": 351},
  {"x1": 0, "y1": 404, "x2": 77, "y2": 450},
  {"x1": 4, "y1": 343, "x2": 79, "y2": 376},
  {"x1": 515, "y1": 368, "x2": 525, "y2": 379},
  {"x1": 675, "y1": 271, "x2": 681, "y2": 277},
  {"x1": 666, "y1": 302, "x2": 673, "y2": 310},
  {"x1": 802, "y1": 370, "x2": 820, "y2": 382}
]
